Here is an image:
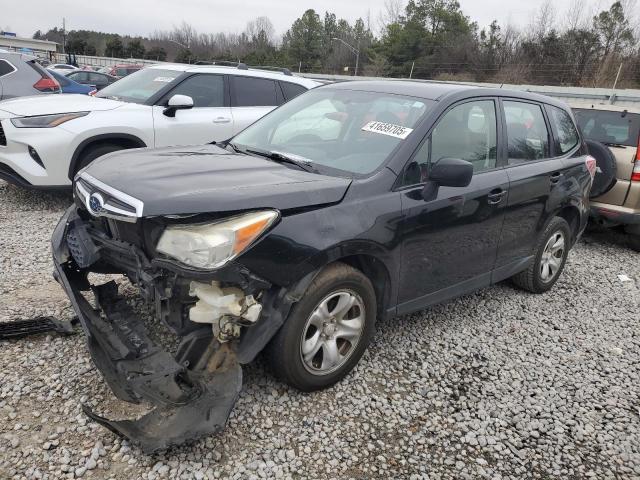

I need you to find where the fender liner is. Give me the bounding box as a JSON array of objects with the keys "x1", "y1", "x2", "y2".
[
  {"x1": 68, "y1": 133, "x2": 147, "y2": 180},
  {"x1": 235, "y1": 269, "x2": 319, "y2": 364}
]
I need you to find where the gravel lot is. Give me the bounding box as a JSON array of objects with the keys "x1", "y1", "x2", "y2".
[{"x1": 0, "y1": 179, "x2": 639, "y2": 480}]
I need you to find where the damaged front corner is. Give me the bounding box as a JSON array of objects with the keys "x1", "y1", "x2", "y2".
[{"x1": 189, "y1": 280, "x2": 263, "y2": 342}]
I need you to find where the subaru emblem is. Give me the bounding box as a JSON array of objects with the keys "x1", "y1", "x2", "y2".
[{"x1": 88, "y1": 193, "x2": 104, "y2": 214}]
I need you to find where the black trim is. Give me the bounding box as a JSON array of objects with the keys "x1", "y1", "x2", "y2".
[{"x1": 68, "y1": 134, "x2": 147, "y2": 180}]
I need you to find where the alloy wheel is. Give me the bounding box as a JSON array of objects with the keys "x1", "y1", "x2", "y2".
[
  {"x1": 300, "y1": 290, "x2": 365, "y2": 375},
  {"x1": 540, "y1": 231, "x2": 565, "y2": 283}
]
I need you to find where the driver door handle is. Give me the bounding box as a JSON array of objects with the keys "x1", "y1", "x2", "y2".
[
  {"x1": 550, "y1": 172, "x2": 563, "y2": 184},
  {"x1": 487, "y1": 188, "x2": 507, "y2": 205},
  {"x1": 213, "y1": 117, "x2": 231, "y2": 124}
]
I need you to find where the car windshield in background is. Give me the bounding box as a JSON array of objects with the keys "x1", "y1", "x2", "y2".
[
  {"x1": 231, "y1": 88, "x2": 434, "y2": 176},
  {"x1": 95, "y1": 68, "x2": 181, "y2": 103},
  {"x1": 574, "y1": 108, "x2": 640, "y2": 147}
]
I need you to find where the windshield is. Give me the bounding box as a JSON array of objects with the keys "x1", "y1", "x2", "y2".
[
  {"x1": 96, "y1": 68, "x2": 181, "y2": 103},
  {"x1": 574, "y1": 108, "x2": 640, "y2": 147},
  {"x1": 231, "y1": 88, "x2": 434, "y2": 176}
]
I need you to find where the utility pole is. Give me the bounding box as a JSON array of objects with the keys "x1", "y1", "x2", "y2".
[
  {"x1": 62, "y1": 17, "x2": 66, "y2": 55},
  {"x1": 331, "y1": 37, "x2": 360, "y2": 76},
  {"x1": 609, "y1": 63, "x2": 623, "y2": 105}
]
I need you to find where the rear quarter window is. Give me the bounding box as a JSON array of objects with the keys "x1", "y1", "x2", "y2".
[
  {"x1": 0, "y1": 59, "x2": 16, "y2": 77},
  {"x1": 574, "y1": 108, "x2": 640, "y2": 147},
  {"x1": 546, "y1": 105, "x2": 579, "y2": 154},
  {"x1": 280, "y1": 82, "x2": 307, "y2": 101}
]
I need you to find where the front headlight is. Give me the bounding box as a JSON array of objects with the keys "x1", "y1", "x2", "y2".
[
  {"x1": 11, "y1": 112, "x2": 89, "y2": 128},
  {"x1": 156, "y1": 210, "x2": 279, "y2": 269}
]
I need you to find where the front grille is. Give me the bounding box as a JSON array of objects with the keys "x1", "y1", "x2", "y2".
[
  {"x1": 0, "y1": 122, "x2": 6, "y2": 146},
  {"x1": 75, "y1": 172, "x2": 143, "y2": 223}
]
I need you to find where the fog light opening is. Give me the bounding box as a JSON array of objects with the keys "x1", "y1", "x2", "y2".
[{"x1": 28, "y1": 146, "x2": 45, "y2": 169}]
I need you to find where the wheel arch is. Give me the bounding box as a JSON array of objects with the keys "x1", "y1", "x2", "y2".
[
  {"x1": 68, "y1": 133, "x2": 147, "y2": 180},
  {"x1": 554, "y1": 204, "x2": 582, "y2": 244}
]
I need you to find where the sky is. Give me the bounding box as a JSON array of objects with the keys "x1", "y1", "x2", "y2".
[{"x1": 1, "y1": 0, "x2": 580, "y2": 39}]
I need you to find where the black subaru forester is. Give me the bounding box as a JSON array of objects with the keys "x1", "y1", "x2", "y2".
[{"x1": 52, "y1": 81, "x2": 594, "y2": 452}]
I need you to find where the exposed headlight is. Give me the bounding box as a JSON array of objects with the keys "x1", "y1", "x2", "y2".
[
  {"x1": 11, "y1": 112, "x2": 89, "y2": 128},
  {"x1": 156, "y1": 210, "x2": 279, "y2": 269}
]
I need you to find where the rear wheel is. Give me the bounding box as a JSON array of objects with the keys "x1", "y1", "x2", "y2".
[
  {"x1": 511, "y1": 217, "x2": 572, "y2": 293},
  {"x1": 267, "y1": 263, "x2": 376, "y2": 392},
  {"x1": 625, "y1": 227, "x2": 640, "y2": 252}
]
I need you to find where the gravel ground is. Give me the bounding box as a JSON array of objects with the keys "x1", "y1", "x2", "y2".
[{"x1": 0, "y1": 179, "x2": 639, "y2": 480}]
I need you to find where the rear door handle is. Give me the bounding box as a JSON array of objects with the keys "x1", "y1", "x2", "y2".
[
  {"x1": 213, "y1": 117, "x2": 231, "y2": 124},
  {"x1": 550, "y1": 172, "x2": 563, "y2": 184},
  {"x1": 487, "y1": 189, "x2": 507, "y2": 205}
]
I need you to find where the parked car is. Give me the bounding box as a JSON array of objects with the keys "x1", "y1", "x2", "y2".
[
  {"x1": 52, "y1": 81, "x2": 594, "y2": 452},
  {"x1": 0, "y1": 51, "x2": 60, "y2": 99},
  {"x1": 47, "y1": 69, "x2": 96, "y2": 95},
  {"x1": 573, "y1": 104, "x2": 640, "y2": 251},
  {"x1": 0, "y1": 64, "x2": 319, "y2": 188},
  {"x1": 65, "y1": 70, "x2": 118, "y2": 91},
  {"x1": 103, "y1": 63, "x2": 144, "y2": 78},
  {"x1": 47, "y1": 63, "x2": 79, "y2": 73}
]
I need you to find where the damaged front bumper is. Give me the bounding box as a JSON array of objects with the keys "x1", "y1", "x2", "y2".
[{"x1": 51, "y1": 206, "x2": 305, "y2": 453}]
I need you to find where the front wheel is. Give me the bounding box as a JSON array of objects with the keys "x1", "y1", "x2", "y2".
[
  {"x1": 511, "y1": 216, "x2": 572, "y2": 293},
  {"x1": 267, "y1": 263, "x2": 376, "y2": 392}
]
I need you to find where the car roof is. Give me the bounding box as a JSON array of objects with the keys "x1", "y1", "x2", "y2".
[
  {"x1": 146, "y1": 63, "x2": 320, "y2": 87},
  {"x1": 323, "y1": 80, "x2": 570, "y2": 108}
]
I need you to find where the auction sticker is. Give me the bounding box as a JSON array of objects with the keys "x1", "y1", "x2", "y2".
[{"x1": 361, "y1": 121, "x2": 413, "y2": 139}]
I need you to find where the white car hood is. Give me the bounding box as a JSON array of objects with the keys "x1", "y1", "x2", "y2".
[{"x1": 0, "y1": 95, "x2": 125, "y2": 117}]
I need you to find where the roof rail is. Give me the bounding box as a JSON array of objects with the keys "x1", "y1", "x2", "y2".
[
  {"x1": 192, "y1": 61, "x2": 291, "y2": 75},
  {"x1": 248, "y1": 65, "x2": 292, "y2": 76}
]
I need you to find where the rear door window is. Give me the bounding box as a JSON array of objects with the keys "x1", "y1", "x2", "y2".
[
  {"x1": 89, "y1": 73, "x2": 108, "y2": 86},
  {"x1": 574, "y1": 108, "x2": 640, "y2": 147},
  {"x1": 231, "y1": 76, "x2": 278, "y2": 107},
  {"x1": 504, "y1": 101, "x2": 550, "y2": 162},
  {"x1": 546, "y1": 105, "x2": 579, "y2": 154}
]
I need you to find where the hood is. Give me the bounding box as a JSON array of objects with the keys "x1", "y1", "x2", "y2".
[
  {"x1": 0, "y1": 95, "x2": 124, "y2": 117},
  {"x1": 82, "y1": 144, "x2": 352, "y2": 217}
]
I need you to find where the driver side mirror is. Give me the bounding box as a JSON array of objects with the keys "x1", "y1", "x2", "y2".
[
  {"x1": 163, "y1": 94, "x2": 194, "y2": 118},
  {"x1": 421, "y1": 158, "x2": 474, "y2": 201}
]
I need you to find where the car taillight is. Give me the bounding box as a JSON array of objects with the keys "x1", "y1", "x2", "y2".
[
  {"x1": 33, "y1": 77, "x2": 60, "y2": 93},
  {"x1": 585, "y1": 155, "x2": 597, "y2": 181},
  {"x1": 633, "y1": 136, "x2": 640, "y2": 182},
  {"x1": 88, "y1": 89, "x2": 97, "y2": 96}
]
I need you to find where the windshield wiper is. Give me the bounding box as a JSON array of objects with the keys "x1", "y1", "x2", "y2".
[{"x1": 245, "y1": 148, "x2": 318, "y2": 173}]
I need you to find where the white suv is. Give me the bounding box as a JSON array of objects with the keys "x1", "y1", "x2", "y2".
[{"x1": 0, "y1": 64, "x2": 319, "y2": 188}]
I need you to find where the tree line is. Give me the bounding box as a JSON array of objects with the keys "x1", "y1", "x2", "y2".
[{"x1": 33, "y1": 0, "x2": 640, "y2": 88}]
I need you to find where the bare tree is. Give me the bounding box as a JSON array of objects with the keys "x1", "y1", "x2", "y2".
[
  {"x1": 528, "y1": 0, "x2": 556, "y2": 40},
  {"x1": 377, "y1": 0, "x2": 405, "y2": 35}
]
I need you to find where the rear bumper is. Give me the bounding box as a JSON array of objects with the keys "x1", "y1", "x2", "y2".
[{"x1": 590, "y1": 202, "x2": 640, "y2": 225}]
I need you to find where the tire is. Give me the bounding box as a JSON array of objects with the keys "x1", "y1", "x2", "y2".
[
  {"x1": 626, "y1": 232, "x2": 640, "y2": 252},
  {"x1": 511, "y1": 217, "x2": 572, "y2": 293},
  {"x1": 586, "y1": 140, "x2": 617, "y2": 198},
  {"x1": 267, "y1": 262, "x2": 376, "y2": 392},
  {"x1": 74, "y1": 143, "x2": 124, "y2": 177}
]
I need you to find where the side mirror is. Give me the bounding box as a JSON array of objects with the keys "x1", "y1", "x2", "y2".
[
  {"x1": 429, "y1": 158, "x2": 474, "y2": 187},
  {"x1": 163, "y1": 94, "x2": 194, "y2": 117},
  {"x1": 421, "y1": 158, "x2": 473, "y2": 201}
]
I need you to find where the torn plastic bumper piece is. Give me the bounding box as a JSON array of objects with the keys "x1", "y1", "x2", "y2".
[
  {"x1": 52, "y1": 245, "x2": 242, "y2": 452},
  {"x1": 82, "y1": 357, "x2": 241, "y2": 454}
]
